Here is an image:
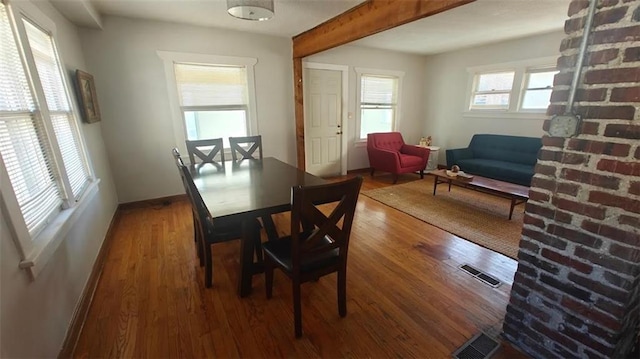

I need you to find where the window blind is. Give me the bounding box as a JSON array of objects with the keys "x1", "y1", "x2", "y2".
[
  {"x1": 23, "y1": 19, "x2": 89, "y2": 198},
  {"x1": 0, "y1": 3, "x2": 62, "y2": 236},
  {"x1": 174, "y1": 63, "x2": 248, "y2": 107},
  {"x1": 361, "y1": 75, "x2": 397, "y2": 105}
]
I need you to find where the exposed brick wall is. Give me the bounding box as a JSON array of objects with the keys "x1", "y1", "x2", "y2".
[{"x1": 503, "y1": 0, "x2": 640, "y2": 358}]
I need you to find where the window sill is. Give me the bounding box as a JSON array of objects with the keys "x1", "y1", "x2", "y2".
[
  {"x1": 355, "y1": 140, "x2": 367, "y2": 148},
  {"x1": 18, "y1": 179, "x2": 101, "y2": 279},
  {"x1": 462, "y1": 111, "x2": 548, "y2": 120}
]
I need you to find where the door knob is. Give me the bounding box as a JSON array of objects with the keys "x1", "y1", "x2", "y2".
[{"x1": 336, "y1": 131, "x2": 343, "y2": 135}]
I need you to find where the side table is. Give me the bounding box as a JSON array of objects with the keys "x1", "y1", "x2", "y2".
[{"x1": 418, "y1": 145, "x2": 440, "y2": 171}]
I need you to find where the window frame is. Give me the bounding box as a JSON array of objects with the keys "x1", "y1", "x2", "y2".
[
  {"x1": 158, "y1": 51, "x2": 259, "y2": 156},
  {"x1": 355, "y1": 67, "x2": 404, "y2": 142},
  {"x1": 519, "y1": 66, "x2": 559, "y2": 112},
  {"x1": 0, "y1": 0, "x2": 99, "y2": 279},
  {"x1": 464, "y1": 57, "x2": 557, "y2": 120}
]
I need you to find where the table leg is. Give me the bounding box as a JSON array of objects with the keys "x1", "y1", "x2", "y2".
[
  {"x1": 261, "y1": 215, "x2": 279, "y2": 242},
  {"x1": 433, "y1": 176, "x2": 438, "y2": 195},
  {"x1": 509, "y1": 197, "x2": 516, "y2": 220},
  {"x1": 238, "y1": 219, "x2": 261, "y2": 297},
  {"x1": 448, "y1": 179, "x2": 452, "y2": 192}
]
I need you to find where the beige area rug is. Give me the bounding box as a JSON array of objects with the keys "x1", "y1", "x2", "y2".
[{"x1": 362, "y1": 177, "x2": 524, "y2": 259}]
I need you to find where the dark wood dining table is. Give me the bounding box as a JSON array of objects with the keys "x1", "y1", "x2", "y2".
[{"x1": 189, "y1": 157, "x2": 327, "y2": 297}]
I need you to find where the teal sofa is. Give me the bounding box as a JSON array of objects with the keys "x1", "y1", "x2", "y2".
[{"x1": 445, "y1": 134, "x2": 542, "y2": 186}]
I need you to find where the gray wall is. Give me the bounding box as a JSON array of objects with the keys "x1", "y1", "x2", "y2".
[{"x1": 0, "y1": 1, "x2": 118, "y2": 357}]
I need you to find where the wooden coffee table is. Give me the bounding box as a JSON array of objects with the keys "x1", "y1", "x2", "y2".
[{"x1": 430, "y1": 169, "x2": 529, "y2": 220}]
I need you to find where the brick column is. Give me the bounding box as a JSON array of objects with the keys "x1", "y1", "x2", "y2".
[{"x1": 502, "y1": 0, "x2": 640, "y2": 358}]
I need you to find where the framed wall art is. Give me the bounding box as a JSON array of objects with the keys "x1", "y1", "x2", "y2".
[{"x1": 75, "y1": 69, "x2": 101, "y2": 123}]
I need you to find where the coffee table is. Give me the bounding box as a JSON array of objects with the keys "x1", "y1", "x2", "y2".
[{"x1": 430, "y1": 169, "x2": 529, "y2": 220}]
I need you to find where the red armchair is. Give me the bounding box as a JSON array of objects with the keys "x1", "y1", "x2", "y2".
[{"x1": 367, "y1": 132, "x2": 430, "y2": 184}]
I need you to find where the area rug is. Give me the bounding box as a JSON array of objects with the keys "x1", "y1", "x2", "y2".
[{"x1": 362, "y1": 177, "x2": 524, "y2": 259}]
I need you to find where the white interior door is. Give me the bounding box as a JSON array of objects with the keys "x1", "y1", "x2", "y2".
[{"x1": 304, "y1": 68, "x2": 342, "y2": 177}]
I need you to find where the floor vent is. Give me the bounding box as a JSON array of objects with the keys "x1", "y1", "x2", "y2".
[
  {"x1": 452, "y1": 332, "x2": 500, "y2": 359},
  {"x1": 459, "y1": 264, "x2": 502, "y2": 288}
]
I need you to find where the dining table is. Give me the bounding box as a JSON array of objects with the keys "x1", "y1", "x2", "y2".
[{"x1": 189, "y1": 157, "x2": 327, "y2": 297}]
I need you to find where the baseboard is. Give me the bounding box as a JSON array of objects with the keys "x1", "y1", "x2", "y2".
[
  {"x1": 58, "y1": 210, "x2": 121, "y2": 359},
  {"x1": 118, "y1": 194, "x2": 188, "y2": 210},
  {"x1": 347, "y1": 167, "x2": 370, "y2": 175}
]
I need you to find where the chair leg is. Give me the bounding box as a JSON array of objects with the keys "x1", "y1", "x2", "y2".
[
  {"x1": 370, "y1": 168, "x2": 375, "y2": 177},
  {"x1": 293, "y1": 280, "x2": 303, "y2": 338},
  {"x1": 196, "y1": 225, "x2": 204, "y2": 267},
  {"x1": 338, "y1": 268, "x2": 347, "y2": 317},
  {"x1": 420, "y1": 170, "x2": 424, "y2": 179},
  {"x1": 265, "y1": 258, "x2": 274, "y2": 299},
  {"x1": 203, "y1": 240, "x2": 213, "y2": 288},
  {"x1": 393, "y1": 174, "x2": 398, "y2": 184}
]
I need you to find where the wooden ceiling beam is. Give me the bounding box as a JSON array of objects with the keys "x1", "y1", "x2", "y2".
[{"x1": 292, "y1": 0, "x2": 476, "y2": 59}]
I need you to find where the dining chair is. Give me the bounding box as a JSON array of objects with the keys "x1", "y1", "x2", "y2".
[
  {"x1": 179, "y1": 162, "x2": 262, "y2": 288},
  {"x1": 172, "y1": 148, "x2": 204, "y2": 265},
  {"x1": 229, "y1": 135, "x2": 263, "y2": 161},
  {"x1": 186, "y1": 138, "x2": 225, "y2": 164},
  {"x1": 262, "y1": 176, "x2": 363, "y2": 337}
]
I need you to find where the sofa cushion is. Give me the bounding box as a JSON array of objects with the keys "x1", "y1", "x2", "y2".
[
  {"x1": 368, "y1": 132, "x2": 404, "y2": 152},
  {"x1": 457, "y1": 158, "x2": 534, "y2": 186},
  {"x1": 469, "y1": 134, "x2": 541, "y2": 166},
  {"x1": 398, "y1": 153, "x2": 423, "y2": 167}
]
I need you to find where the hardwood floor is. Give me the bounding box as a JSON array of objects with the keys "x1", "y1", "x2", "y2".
[{"x1": 73, "y1": 172, "x2": 526, "y2": 358}]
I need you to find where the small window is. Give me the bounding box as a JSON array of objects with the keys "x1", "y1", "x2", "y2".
[
  {"x1": 470, "y1": 71, "x2": 515, "y2": 110},
  {"x1": 521, "y1": 68, "x2": 558, "y2": 110},
  {"x1": 174, "y1": 63, "x2": 250, "y2": 147},
  {"x1": 358, "y1": 73, "x2": 400, "y2": 140}
]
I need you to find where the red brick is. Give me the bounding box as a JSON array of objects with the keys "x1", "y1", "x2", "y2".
[
  {"x1": 589, "y1": 191, "x2": 640, "y2": 213},
  {"x1": 545, "y1": 106, "x2": 565, "y2": 118},
  {"x1": 574, "y1": 246, "x2": 636, "y2": 275},
  {"x1": 597, "y1": 159, "x2": 640, "y2": 176},
  {"x1": 531, "y1": 319, "x2": 580, "y2": 352},
  {"x1": 630, "y1": 181, "x2": 640, "y2": 195},
  {"x1": 538, "y1": 149, "x2": 563, "y2": 162},
  {"x1": 581, "y1": 220, "x2": 640, "y2": 246},
  {"x1": 561, "y1": 152, "x2": 589, "y2": 165},
  {"x1": 561, "y1": 324, "x2": 617, "y2": 355},
  {"x1": 623, "y1": 47, "x2": 640, "y2": 62},
  {"x1": 581, "y1": 121, "x2": 600, "y2": 135},
  {"x1": 541, "y1": 248, "x2": 593, "y2": 274},
  {"x1": 604, "y1": 124, "x2": 640, "y2": 139},
  {"x1": 535, "y1": 163, "x2": 557, "y2": 177},
  {"x1": 520, "y1": 237, "x2": 542, "y2": 252},
  {"x1": 548, "y1": 223, "x2": 603, "y2": 248},
  {"x1": 556, "y1": 182, "x2": 580, "y2": 196},
  {"x1": 568, "y1": 0, "x2": 589, "y2": 16},
  {"x1": 636, "y1": 147, "x2": 640, "y2": 159},
  {"x1": 524, "y1": 214, "x2": 546, "y2": 229},
  {"x1": 531, "y1": 176, "x2": 556, "y2": 192},
  {"x1": 609, "y1": 243, "x2": 640, "y2": 262},
  {"x1": 551, "y1": 195, "x2": 607, "y2": 220},
  {"x1": 529, "y1": 190, "x2": 550, "y2": 202},
  {"x1": 523, "y1": 226, "x2": 568, "y2": 250},
  {"x1": 553, "y1": 72, "x2": 574, "y2": 86},
  {"x1": 588, "y1": 48, "x2": 620, "y2": 65},
  {"x1": 561, "y1": 36, "x2": 583, "y2": 51},
  {"x1": 618, "y1": 214, "x2": 639, "y2": 228},
  {"x1": 567, "y1": 272, "x2": 629, "y2": 303},
  {"x1": 560, "y1": 168, "x2": 621, "y2": 190},
  {"x1": 557, "y1": 55, "x2": 577, "y2": 69},
  {"x1": 593, "y1": 7, "x2": 629, "y2": 27},
  {"x1": 595, "y1": 297, "x2": 626, "y2": 319},
  {"x1": 610, "y1": 86, "x2": 640, "y2": 102},
  {"x1": 519, "y1": 252, "x2": 560, "y2": 275},
  {"x1": 554, "y1": 210, "x2": 574, "y2": 224},
  {"x1": 575, "y1": 105, "x2": 635, "y2": 120},
  {"x1": 592, "y1": 25, "x2": 640, "y2": 45},
  {"x1": 510, "y1": 296, "x2": 553, "y2": 323},
  {"x1": 584, "y1": 68, "x2": 640, "y2": 84},
  {"x1": 541, "y1": 273, "x2": 592, "y2": 301},
  {"x1": 603, "y1": 271, "x2": 633, "y2": 291},
  {"x1": 561, "y1": 296, "x2": 622, "y2": 331},
  {"x1": 567, "y1": 139, "x2": 630, "y2": 157},
  {"x1": 542, "y1": 136, "x2": 566, "y2": 148}
]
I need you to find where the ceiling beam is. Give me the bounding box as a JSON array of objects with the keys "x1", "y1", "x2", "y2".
[
  {"x1": 292, "y1": 0, "x2": 476, "y2": 59},
  {"x1": 291, "y1": 0, "x2": 475, "y2": 170}
]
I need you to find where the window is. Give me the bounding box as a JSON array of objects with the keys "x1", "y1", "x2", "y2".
[
  {"x1": 0, "y1": 0, "x2": 96, "y2": 276},
  {"x1": 356, "y1": 68, "x2": 403, "y2": 140},
  {"x1": 521, "y1": 68, "x2": 557, "y2": 110},
  {"x1": 158, "y1": 51, "x2": 258, "y2": 152},
  {"x1": 466, "y1": 58, "x2": 557, "y2": 118},
  {"x1": 470, "y1": 71, "x2": 515, "y2": 110}
]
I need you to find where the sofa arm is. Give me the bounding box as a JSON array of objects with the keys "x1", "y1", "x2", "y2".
[
  {"x1": 367, "y1": 147, "x2": 401, "y2": 172},
  {"x1": 400, "y1": 144, "x2": 430, "y2": 160},
  {"x1": 446, "y1": 148, "x2": 474, "y2": 168}
]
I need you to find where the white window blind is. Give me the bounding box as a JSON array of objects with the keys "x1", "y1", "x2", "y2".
[
  {"x1": 471, "y1": 71, "x2": 515, "y2": 110},
  {"x1": 361, "y1": 75, "x2": 397, "y2": 106},
  {"x1": 359, "y1": 74, "x2": 398, "y2": 139},
  {"x1": 23, "y1": 19, "x2": 89, "y2": 198},
  {"x1": 0, "y1": 3, "x2": 62, "y2": 236},
  {"x1": 174, "y1": 64, "x2": 248, "y2": 107}
]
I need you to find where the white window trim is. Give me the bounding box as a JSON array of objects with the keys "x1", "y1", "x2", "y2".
[
  {"x1": 355, "y1": 67, "x2": 404, "y2": 144},
  {"x1": 464, "y1": 56, "x2": 557, "y2": 120},
  {"x1": 1, "y1": 0, "x2": 99, "y2": 279},
  {"x1": 157, "y1": 51, "x2": 259, "y2": 157}
]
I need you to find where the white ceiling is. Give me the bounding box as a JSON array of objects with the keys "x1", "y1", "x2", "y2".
[{"x1": 51, "y1": 0, "x2": 571, "y2": 55}]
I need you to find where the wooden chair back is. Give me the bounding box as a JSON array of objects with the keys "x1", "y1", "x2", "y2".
[
  {"x1": 290, "y1": 176, "x2": 363, "y2": 272},
  {"x1": 186, "y1": 138, "x2": 225, "y2": 164},
  {"x1": 229, "y1": 135, "x2": 262, "y2": 161}
]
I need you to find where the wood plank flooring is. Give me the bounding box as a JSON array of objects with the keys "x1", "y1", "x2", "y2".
[{"x1": 73, "y1": 172, "x2": 526, "y2": 358}]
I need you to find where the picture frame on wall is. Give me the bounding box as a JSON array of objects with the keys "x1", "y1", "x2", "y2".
[{"x1": 75, "y1": 69, "x2": 101, "y2": 123}]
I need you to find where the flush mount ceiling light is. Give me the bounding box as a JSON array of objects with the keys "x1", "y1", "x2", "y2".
[{"x1": 227, "y1": 0, "x2": 274, "y2": 21}]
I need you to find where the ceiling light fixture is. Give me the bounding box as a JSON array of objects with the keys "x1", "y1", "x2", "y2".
[{"x1": 227, "y1": 0, "x2": 274, "y2": 21}]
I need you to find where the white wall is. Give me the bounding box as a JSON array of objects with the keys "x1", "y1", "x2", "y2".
[
  {"x1": 0, "y1": 1, "x2": 118, "y2": 357},
  {"x1": 306, "y1": 45, "x2": 427, "y2": 170},
  {"x1": 78, "y1": 17, "x2": 295, "y2": 203},
  {"x1": 423, "y1": 31, "x2": 565, "y2": 165}
]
